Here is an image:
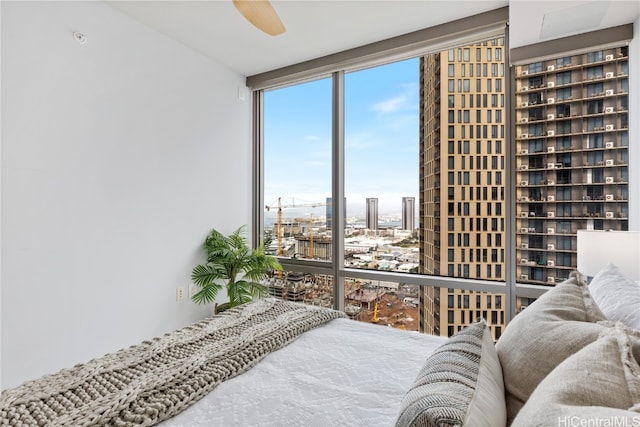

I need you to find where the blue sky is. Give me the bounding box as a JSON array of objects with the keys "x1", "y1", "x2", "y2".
[{"x1": 264, "y1": 57, "x2": 418, "y2": 219}]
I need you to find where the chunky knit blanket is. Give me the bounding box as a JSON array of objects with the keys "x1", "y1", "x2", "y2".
[{"x1": 0, "y1": 298, "x2": 346, "y2": 426}]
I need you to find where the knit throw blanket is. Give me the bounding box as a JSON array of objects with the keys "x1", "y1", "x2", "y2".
[{"x1": 0, "y1": 298, "x2": 346, "y2": 426}]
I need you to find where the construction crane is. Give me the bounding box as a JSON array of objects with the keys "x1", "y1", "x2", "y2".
[
  {"x1": 371, "y1": 302, "x2": 379, "y2": 323},
  {"x1": 265, "y1": 197, "x2": 326, "y2": 257}
]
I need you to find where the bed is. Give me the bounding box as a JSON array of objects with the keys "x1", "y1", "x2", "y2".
[
  {"x1": 0, "y1": 298, "x2": 447, "y2": 427},
  {"x1": 5, "y1": 266, "x2": 639, "y2": 426}
]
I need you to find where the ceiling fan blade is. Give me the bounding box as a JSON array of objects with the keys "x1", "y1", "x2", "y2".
[{"x1": 232, "y1": 0, "x2": 286, "y2": 36}]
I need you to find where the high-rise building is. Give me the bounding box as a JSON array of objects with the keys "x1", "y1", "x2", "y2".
[
  {"x1": 365, "y1": 198, "x2": 378, "y2": 230},
  {"x1": 515, "y1": 46, "x2": 629, "y2": 285},
  {"x1": 402, "y1": 197, "x2": 416, "y2": 231},
  {"x1": 419, "y1": 38, "x2": 507, "y2": 340}
]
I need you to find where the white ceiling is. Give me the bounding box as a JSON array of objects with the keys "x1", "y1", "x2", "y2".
[{"x1": 106, "y1": 0, "x2": 639, "y2": 77}]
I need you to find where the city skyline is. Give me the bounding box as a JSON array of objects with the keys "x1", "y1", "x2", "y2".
[{"x1": 263, "y1": 58, "x2": 419, "y2": 219}]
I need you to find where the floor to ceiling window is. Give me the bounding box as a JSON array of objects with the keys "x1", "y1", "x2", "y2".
[{"x1": 258, "y1": 32, "x2": 511, "y2": 339}]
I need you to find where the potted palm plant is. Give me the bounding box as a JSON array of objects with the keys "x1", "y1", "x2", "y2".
[{"x1": 191, "y1": 225, "x2": 282, "y2": 313}]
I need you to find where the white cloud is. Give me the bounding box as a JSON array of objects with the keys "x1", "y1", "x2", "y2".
[{"x1": 371, "y1": 95, "x2": 408, "y2": 114}]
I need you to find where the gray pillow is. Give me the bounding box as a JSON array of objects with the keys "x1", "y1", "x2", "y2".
[
  {"x1": 589, "y1": 262, "x2": 640, "y2": 330},
  {"x1": 495, "y1": 271, "x2": 609, "y2": 424},
  {"x1": 512, "y1": 322, "x2": 640, "y2": 426},
  {"x1": 395, "y1": 319, "x2": 506, "y2": 427}
]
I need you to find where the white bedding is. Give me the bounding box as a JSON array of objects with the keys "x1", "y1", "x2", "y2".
[{"x1": 160, "y1": 317, "x2": 447, "y2": 427}]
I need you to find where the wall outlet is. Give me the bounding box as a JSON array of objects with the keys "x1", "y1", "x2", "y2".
[{"x1": 176, "y1": 286, "x2": 185, "y2": 301}]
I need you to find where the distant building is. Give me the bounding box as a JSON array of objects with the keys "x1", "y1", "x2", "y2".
[
  {"x1": 402, "y1": 197, "x2": 416, "y2": 231},
  {"x1": 365, "y1": 198, "x2": 378, "y2": 230}
]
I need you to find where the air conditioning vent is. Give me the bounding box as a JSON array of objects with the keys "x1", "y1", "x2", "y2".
[
  {"x1": 605, "y1": 72, "x2": 614, "y2": 78},
  {"x1": 547, "y1": 195, "x2": 555, "y2": 202},
  {"x1": 547, "y1": 130, "x2": 555, "y2": 136},
  {"x1": 547, "y1": 276, "x2": 556, "y2": 283},
  {"x1": 547, "y1": 243, "x2": 555, "y2": 250},
  {"x1": 547, "y1": 227, "x2": 555, "y2": 234},
  {"x1": 520, "y1": 212, "x2": 528, "y2": 218},
  {"x1": 520, "y1": 196, "x2": 529, "y2": 201},
  {"x1": 547, "y1": 114, "x2": 555, "y2": 120},
  {"x1": 547, "y1": 65, "x2": 555, "y2": 71},
  {"x1": 605, "y1": 194, "x2": 614, "y2": 201},
  {"x1": 520, "y1": 164, "x2": 529, "y2": 170},
  {"x1": 521, "y1": 70, "x2": 529, "y2": 75},
  {"x1": 547, "y1": 97, "x2": 555, "y2": 104},
  {"x1": 604, "y1": 107, "x2": 614, "y2": 113},
  {"x1": 605, "y1": 159, "x2": 614, "y2": 166},
  {"x1": 605, "y1": 176, "x2": 614, "y2": 184},
  {"x1": 520, "y1": 274, "x2": 529, "y2": 281},
  {"x1": 520, "y1": 86, "x2": 529, "y2": 91},
  {"x1": 521, "y1": 148, "x2": 529, "y2": 154},
  {"x1": 521, "y1": 258, "x2": 528, "y2": 264},
  {"x1": 547, "y1": 260, "x2": 555, "y2": 266},
  {"x1": 521, "y1": 243, "x2": 529, "y2": 249},
  {"x1": 547, "y1": 146, "x2": 555, "y2": 152},
  {"x1": 605, "y1": 141, "x2": 614, "y2": 148},
  {"x1": 547, "y1": 179, "x2": 555, "y2": 185},
  {"x1": 521, "y1": 101, "x2": 529, "y2": 107},
  {"x1": 520, "y1": 227, "x2": 529, "y2": 233},
  {"x1": 605, "y1": 54, "x2": 614, "y2": 61},
  {"x1": 605, "y1": 124, "x2": 614, "y2": 131},
  {"x1": 583, "y1": 196, "x2": 592, "y2": 201},
  {"x1": 547, "y1": 81, "x2": 555, "y2": 88},
  {"x1": 605, "y1": 211, "x2": 614, "y2": 218},
  {"x1": 605, "y1": 89, "x2": 614, "y2": 96},
  {"x1": 521, "y1": 180, "x2": 528, "y2": 186},
  {"x1": 547, "y1": 211, "x2": 555, "y2": 218},
  {"x1": 521, "y1": 133, "x2": 529, "y2": 138},
  {"x1": 547, "y1": 163, "x2": 556, "y2": 169},
  {"x1": 521, "y1": 117, "x2": 528, "y2": 123}
]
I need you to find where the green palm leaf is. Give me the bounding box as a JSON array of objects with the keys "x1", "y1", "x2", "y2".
[{"x1": 190, "y1": 225, "x2": 281, "y2": 309}]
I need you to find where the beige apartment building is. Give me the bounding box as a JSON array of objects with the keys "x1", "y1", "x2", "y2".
[{"x1": 419, "y1": 38, "x2": 509, "y2": 340}]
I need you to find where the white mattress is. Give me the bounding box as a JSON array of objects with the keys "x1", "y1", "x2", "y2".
[{"x1": 160, "y1": 317, "x2": 447, "y2": 427}]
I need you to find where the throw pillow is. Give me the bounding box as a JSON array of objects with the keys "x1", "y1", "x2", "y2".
[
  {"x1": 589, "y1": 262, "x2": 640, "y2": 330},
  {"x1": 395, "y1": 319, "x2": 506, "y2": 427},
  {"x1": 495, "y1": 271, "x2": 609, "y2": 424},
  {"x1": 512, "y1": 322, "x2": 640, "y2": 427}
]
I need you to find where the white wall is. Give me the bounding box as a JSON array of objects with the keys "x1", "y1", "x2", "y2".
[{"x1": 1, "y1": 1, "x2": 251, "y2": 389}]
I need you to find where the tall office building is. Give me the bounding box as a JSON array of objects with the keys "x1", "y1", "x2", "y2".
[
  {"x1": 402, "y1": 197, "x2": 416, "y2": 231},
  {"x1": 419, "y1": 38, "x2": 507, "y2": 340},
  {"x1": 365, "y1": 198, "x2": 378, "y2": 230},
  {"x1": 515, "y1": 46, "x2": 629, "y2": 285}
]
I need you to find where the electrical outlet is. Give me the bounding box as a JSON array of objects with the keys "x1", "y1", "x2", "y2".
[{"x1": 176, "y1": 286, "x2": 185, "y2": 301}]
